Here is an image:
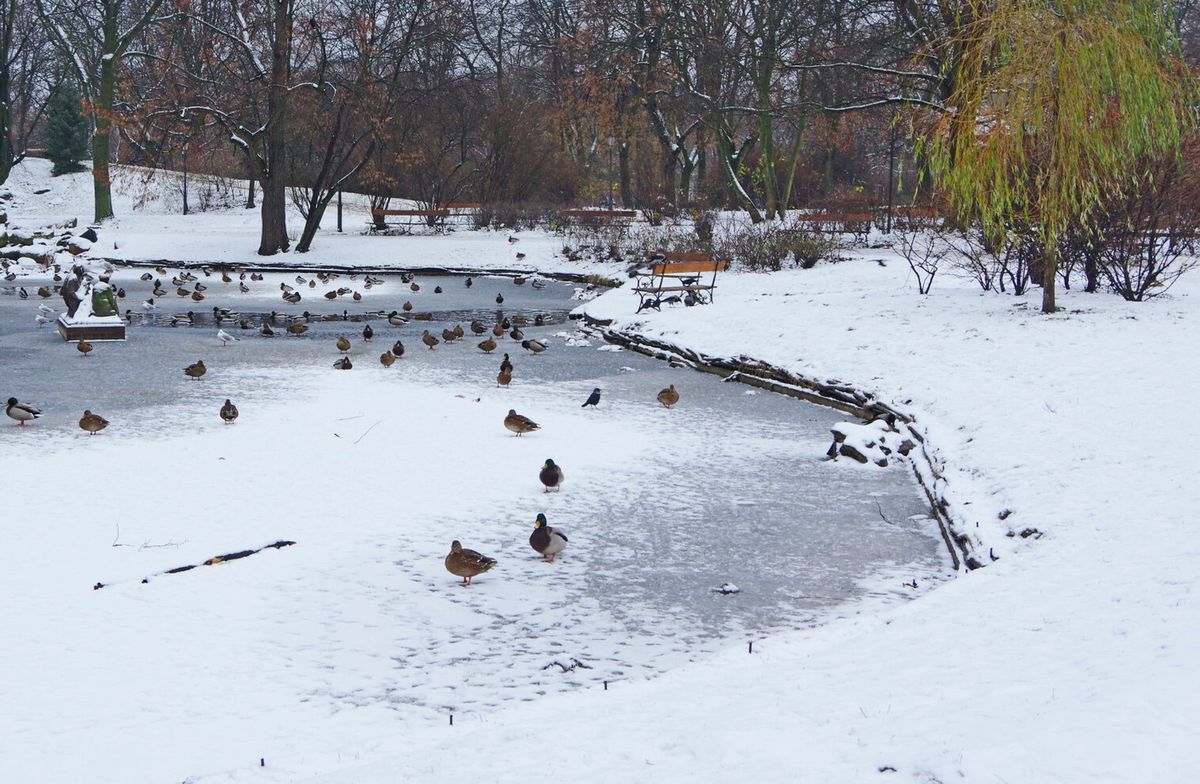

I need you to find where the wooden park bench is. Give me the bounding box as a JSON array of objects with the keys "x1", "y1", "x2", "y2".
[
  {"x1": 632, "y1": 252, "x2": 728, "y2": 312},
  {"x1": 371, "y1": 208, "x2": 450, "y2": 232},
  {"x1": 790, "y1": 212, "x2": 874, "y2": 242},
  {"x1": 557, "y1": 208, "x2": 637, "y2": 234}
]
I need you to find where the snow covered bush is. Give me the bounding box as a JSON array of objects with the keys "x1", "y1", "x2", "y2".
[{"x1": 714, "y1": 222, "x2": 839, "y2": 272}]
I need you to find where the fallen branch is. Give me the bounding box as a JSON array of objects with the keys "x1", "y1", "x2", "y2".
[{"x1": 94, "y1": 539, "x2": 296, "y2": 590}]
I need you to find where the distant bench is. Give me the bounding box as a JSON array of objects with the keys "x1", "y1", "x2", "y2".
[
  {"x1": 789, "y1": 212, "x2": 874, "y2": 241},
  {"x1": 371, "y1": 208, "x2": 451, "y2": 232},
  {"x1": 633, "y1": 252, "x2": 728, "y2": 312},
  {"x1": 557, "y1": 209, "x2": 637, "y2": 233}
]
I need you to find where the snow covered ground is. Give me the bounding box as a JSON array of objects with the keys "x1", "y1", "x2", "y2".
[
  {"x1": 1, "y1": 160, "x2": 615, "y2": 277},
  {"x1": 3, "y1": 158, "x2": 1198, "y2": 783}
]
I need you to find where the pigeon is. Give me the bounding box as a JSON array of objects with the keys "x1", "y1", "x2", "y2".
[
  {"x1": 220, "y1": 399, "x2": 239, "y2": 423},
  {"x1": 217, "y1": 329, "x2": 238, "y2": 346},
  {"x1": 581, "y1": 388, "x2": 601, "y2": 408}
]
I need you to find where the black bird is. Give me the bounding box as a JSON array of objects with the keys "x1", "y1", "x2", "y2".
[
  {"x1": 465, "y1": 277, "x2": 473, "y2": 288},
  {"x1": 581, "y1": 388, "x2": 601, "y2": 408},
  {"x1": 495, "y1": 293, "x2": 504, "y2": 305}
]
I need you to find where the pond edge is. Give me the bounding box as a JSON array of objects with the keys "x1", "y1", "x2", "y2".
[{"x1": 578, "y1": 314, "x2": 985, "y2": 572}]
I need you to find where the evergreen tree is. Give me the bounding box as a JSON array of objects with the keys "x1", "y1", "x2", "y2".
[{"x1": 45, "y1": 82, "x2": 88, "y2": 177}]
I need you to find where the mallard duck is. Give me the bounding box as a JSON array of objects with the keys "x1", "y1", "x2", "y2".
[
  {"x1": 509, "y1": 327, "x2": 524, "y2": 341},
  {"x1": 531, "y1": 279, "x2": 546, "y2": 290},
  {"x1": 529, "y1": 513, "x2": 568, "y2": 562},
  {"x1": 539, "y1": 459, "x2": 564, "y2": 493},
  {"x1": 516, "y1": 252, "x2": 527, "y2": 261},
  {"x1": 362, "y1": 324, "x2": 373, "y2": 341},
  {"x1": 334, "y1": 356, "x2": 353, "y2": 370},
  {"x1": 239, "y1": 282, "x2": 250, "y2": 293},
  {"x1": 171, "y1": 312, "x2": 193, "y2": 326},
  {"x1": 336, "y1": 336, "x2": 352, "y2": 353},
  {"x1": 287, "y1": 323, "x2": 309, "y2": 336},
  {"x1": 153, "y1": 284, "x2": 168, "y2": 296},
  {"x1": 500, "y1": 354, "x2": 513, "y2": 373},
  {"x1": 657, "y1": 384, "x2": 680, "y2": 408},
  {"x1": 495, "y1": 293, "x2": 504, "y2": 305},
  {"x1": 284, "y1": 291, "x2": 302, "y2": 303},
  {"x1": 492, "y1": 323, "x2": 504, "y2": 337},
  {"x1": 177, "y1": 287, "x2": 190, "y2": 297},
  {"x1": 184, "y1": 360, "x2": 207, "y2": 380},
  {"x1": 521, "y1": 339, "x2": 547, "y2": 355},
  {"x1": 513, "y1": 276, "x2": 526, "y2": 286},
  {"x1": 534, "y1": 314, "x2": 547, "y2": 326},
  {"x1": 497, "y1": 368, "x2": 512, "y2": 387},
  {"x1": 220, "y1": 399, "x2": 239, "y2": 423},
  {"x1": 441, "y1": 328, "x2": 456, "y2": 342},
  {"x1": 410, "y1": 282, "x2": 420, "y2": 292},
  {"x1": 445, "y1": 540, "x2": 497, "y2": 586},
  {"x1": 261, "y1": 322, "x2": 276, "y2": 337},
  {"x1": 478, "y1": 337, "x2": 497, "y2": 353},
  {"x1": 470, "y1": 320, "x2": 486, "y2": 335},
  {"x1": 222, "y1": 270, "x2": 233, "y2": 283},
  {"x1": 352, "y1": 291, "x2": 362, "y2": 301},
  {"x1": 37, "y1": 286, "x2": 52, "y2": 298},
  {"x1": 504, "y1": 409, "x2": 539, "y2": 436},
  {"x1": 392, "y1": 340, "x2": 405, "y2": 358},
  {"x1": 465, "y1": 276, "x2": 473, "y2": 288},
  {"x1": 379, "y1": 351, "x2": 396, "y2": 367},
  {"x1": 507, "y1": 235, "x2": 519, "y2": 243},
  {"x1": 422, "y1": 330, "x2": 439, "y2": 350},
  {"x1": 309, "y1": 279, "x2": 317, "y2": 289},
  {"x1": 413, "y1": 312, "x2": 432, "y2": 321},
  {"x1": 324, "y1": 290, "x2": 338, "y2": 300},
  {"x1": 453, "y1": 324, "x2": 464, "y2": 339},
  {"x1": 140, "y1": 272, "x2": 154, "y2": 281},
  {"x1": 511, "y1": 315, "x2": 528, "y2": 325},
  {"x1": 76, "y1": 340, "x2": 94, "y2": 357},
  {"x1": 434, "y1": 285, "x2": 443, "y2": 294},
  {"x1": 194, "y1": 282, "x2": 207, "y2": 292},
  {"x1": 6, "y1": 398, "x2": 41, "y2": 426},
  {"x1": 402, "y1": 300, "x2": 413, "y2": 312},
  {"x1": 388, "y1": 311, "x2": 407, "y2": 326}
]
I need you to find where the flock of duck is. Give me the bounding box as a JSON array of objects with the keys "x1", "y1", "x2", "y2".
[{"x1": 5, "y1": 261, "x2": 685, "y2": 586}]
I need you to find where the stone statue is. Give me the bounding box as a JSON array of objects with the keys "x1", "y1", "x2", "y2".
[
  {"x1": 61, "y1": 265, "x2": 87, "y2": 318},
  {"x1": 91, "y1": 276, "x2": 119, "y2": 317}
]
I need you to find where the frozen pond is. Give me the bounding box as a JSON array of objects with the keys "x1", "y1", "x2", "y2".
[{"x1": 0, "y1": 260, "x2": 951, "y2": 779}]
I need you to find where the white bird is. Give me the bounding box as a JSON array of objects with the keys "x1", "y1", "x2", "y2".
[
  {"x1": 35, "y1": 313, "x2": 50, "y2": 326},
  {"x1": 141, "y1": 298, "x2": 157, "y2": 311},
  {"x1": 217, "y1": 329, "x2": 238, "y2": 346},
  {"x1": 37, "y1": 304, "x2": 56, "y2": 315}
]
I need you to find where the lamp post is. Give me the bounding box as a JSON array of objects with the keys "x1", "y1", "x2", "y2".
[{"x1": 606, "y1": 135, "x2": 615, "y2": 208}]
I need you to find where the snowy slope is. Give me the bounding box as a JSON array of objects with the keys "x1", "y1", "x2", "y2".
[{"x1": 3, "y1": 158, "x2": 1197, "y2": 783}]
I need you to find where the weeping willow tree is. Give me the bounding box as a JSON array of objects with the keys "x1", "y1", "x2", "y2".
[{"x1": 922, "y1": 0, "x2": 1195, "y2": 313}]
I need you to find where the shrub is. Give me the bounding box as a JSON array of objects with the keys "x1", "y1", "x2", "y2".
[{"x1": 714, "y1": 222, "x2": 840, "y2": 272}]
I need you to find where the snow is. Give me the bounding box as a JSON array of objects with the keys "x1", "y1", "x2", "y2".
[{"x1": 3, "y1": 156, "x2": 1198, "y2": 783}]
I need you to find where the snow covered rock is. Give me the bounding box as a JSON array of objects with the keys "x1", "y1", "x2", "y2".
[{"x1": 827, "y1": 417, "x2": 913, "y2": 467}]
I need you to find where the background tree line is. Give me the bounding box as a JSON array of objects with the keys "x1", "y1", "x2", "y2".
[{"x1": 2, "y1": 0, "x2": 1198, "y2": 282}]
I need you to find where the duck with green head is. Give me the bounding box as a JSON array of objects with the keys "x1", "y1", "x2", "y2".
[
  {"x1": 539, "y1": 459, "x2": 564, "y2": 493},
  {"x1": 529, "y1": 513, "x2": 568, "y2": 562}
]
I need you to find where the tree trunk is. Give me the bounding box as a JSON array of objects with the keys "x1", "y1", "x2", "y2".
[
  {"x1": 618, "y1": 141, "x2": 632, "y2": 208},
  {"x1": 257, "y1": 0, "x2": 292, "y2": 256},
  {"x1": 245, "y1": 156, "x2": 256, "y2": 208},
  {"x1": 295, "y1": 202, "x2": 324, "y2": 252},
  {"x1": 92, "y1": 53, "x2": 116, "y2": 223},
  {"x1": 1041, "y1": 237, "x2": 1057, "y2": 312}
]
